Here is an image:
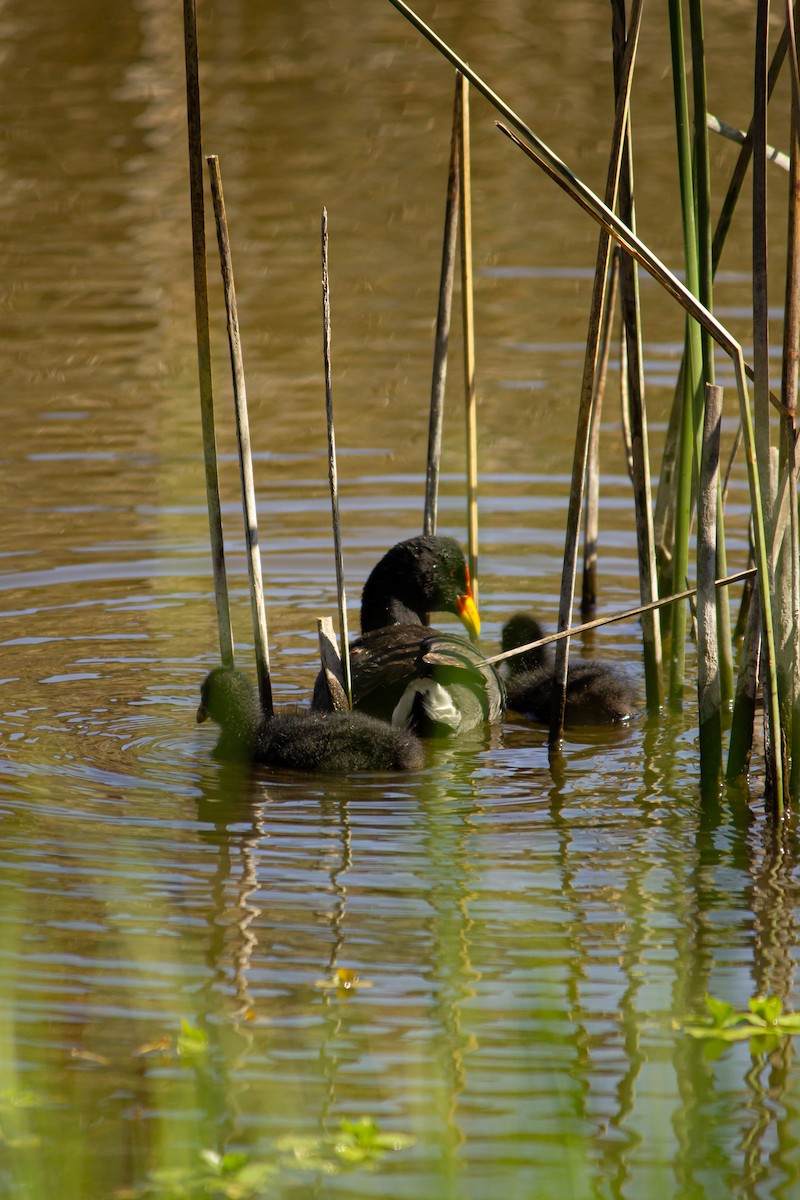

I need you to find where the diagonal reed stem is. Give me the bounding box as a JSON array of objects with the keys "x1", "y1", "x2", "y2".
[
  {"x1": 206, "y1": 155, "x2": 273, "y2": 716},
  {"x1": 485, "y1": 568, "x2": 756, "y2": 668},
  {"x1": 321, "y1": 209, "x2": 353, "y2": 709}
]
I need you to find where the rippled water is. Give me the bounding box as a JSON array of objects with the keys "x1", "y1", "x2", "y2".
[{"x1": 1, "y1": 0, "x2": 799, "y2": 1196}]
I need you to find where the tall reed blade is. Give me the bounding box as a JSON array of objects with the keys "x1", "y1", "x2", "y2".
[
  {"x1": 458, "y1": 73, "x2": 480, "y2": 612},
  {"x1": 753, "y1": 0, "x2": 775, "y2": 528},
  {"x1": 697, "y1": 384, "x2": 723, "y2": 789},
  {"x1": 206, "y1": 156, "x2": 273, "y2": 716},
  {"x1": 321, "y1": 209, "x2": 353, "y2": 709},
  {"x1": 778, "y1": 46, "x2": 800, "y2": 796},
  {"x1": 689, "y1": 0, "x2": 734, "y2": 712},
  {"x1": 182, "y1": 0, "x2": 234, "y2": 667},
  {"x1": 423, "y1": 74, "x2": 461, "y2": 537},
  {"x1": 667, "y1": 0, "x2": 705, "y2": 710}
]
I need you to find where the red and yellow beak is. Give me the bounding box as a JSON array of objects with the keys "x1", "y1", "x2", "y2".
[{"x1": 456, "y1": 584, "x2": 481, "y2": 639}]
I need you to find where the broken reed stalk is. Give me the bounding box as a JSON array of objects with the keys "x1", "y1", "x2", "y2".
[
  {"x1": 697, "y1": 384, "x2": 723, "y2": 789},
  {"x1": 206, "y1": 155, "x2": 273, "y2": 717},
  {"x1": 612, "y1": 0, "x2": 663, "y2": 712},
  {"x1": 458, "y1": 73, "x2": 480, "y2": 611},
  {"x1": 707, "y1": 114, "x2": 791, "y2": 172},
  {"x1": 581, "y1": 247, "x2": 619, "y2": 615},
  {"x1": 423, "y1": 74, "x2": 461, "y2": 537},
  {"x1": 182, "y1": 0, "x2": 234, "y2": 667},
  {"x1": 317, "y1": 616, "x2": 349, "y2": 712},
  {"x1": 321, "y1": 209, "x2": 353, "y2": 709},
  {"x1": 387, "y1": 0, "x2": 783, "y2": 810},
  {"x1": 712, "y1": 8, "x2": 794, "y2": 271},
  {"x1": 484, "y1": 567, "x2": 756, "y2": 668}
]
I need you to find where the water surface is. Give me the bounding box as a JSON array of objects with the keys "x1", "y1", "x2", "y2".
[{"x1": 1, "y1": 1, "x2": 798, "y2": 1197}]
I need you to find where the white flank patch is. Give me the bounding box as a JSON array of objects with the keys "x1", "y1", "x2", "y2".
[{"x1": 392, "y1": 679, "x2": 462, "y2": 732}]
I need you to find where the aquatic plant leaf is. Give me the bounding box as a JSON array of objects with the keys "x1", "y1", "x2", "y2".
[
  {"x1": 684, "y1": 1024, "x2": 759, "y2": 1041},
  {"x1": 704, "y1": 994, "x2": 737, "y2": 1026},
  {"x1": 679, "y1": 993, "x2": 800, "y2": 1048},
  {"x1": 749, "y1": 995, "x2": 783, "y2": 1024},
  {"x1": 176, "y1": 1018, "x2": 209, "y2": 1057}
]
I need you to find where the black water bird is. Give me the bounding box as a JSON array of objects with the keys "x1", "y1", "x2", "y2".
[
  {"x1": 198, "y1": 667, "x2": 424, "y2": 773},
  {"x1": 501, "y1": 613, "x2": 637, "y2": 725},
  {"x1": 316, "y1": 536, "x2": 505, "y2": 738}
]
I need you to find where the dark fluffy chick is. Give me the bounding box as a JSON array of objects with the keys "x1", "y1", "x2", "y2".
[{"x1": 197, "y1": 667, "x2": 423, "y2": 773}]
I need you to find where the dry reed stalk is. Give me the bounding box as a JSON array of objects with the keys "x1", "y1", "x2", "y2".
[
  {"x1": 317, "y1": 616, "x2": 349, "y2": 712},
  {"x1": 182, "y1": 0, "x2": 234, "y2": 667},
  {"x1": 423, "y1": 74, "x2": 461, "y2": 537},
  {"x1": 581, "y1": 248, "x2": 619, "y2": 615},
  {"x1": 321, "y1": 209, "x2": 353, "y2": 709},
  {"x1": 485, "y1": 567, "x2": 757, "y2": 669},
  {"x1": 458, "y1": 73, "x2": 480, "y2": 611},
  {"x1": 206, "y1": 155, "x2": 273, "y2": 716}
]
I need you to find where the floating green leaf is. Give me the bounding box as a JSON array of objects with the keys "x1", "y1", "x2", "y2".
[
  {"x1": 676, "y1": 994, "x2": 800, "y2": 1046},
  {"x1": 176, "y1": 1019, "x2": 209, "y2": 1058}
]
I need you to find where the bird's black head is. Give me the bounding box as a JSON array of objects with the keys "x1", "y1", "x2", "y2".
[
  {"x1": 501, "y1": 613, "x2": 548, "y2": 675},
  {"x1": 360, "y1": 536, "x2": 480, "y2": 635}
]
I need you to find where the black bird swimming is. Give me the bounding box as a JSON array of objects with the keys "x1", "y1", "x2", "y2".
[
  {"x1": 198, "y1": 667, "x2": 424, "y2": 773},
  {"x1": 501, "y1": 613, "x2": 637, "y2": 725},
  {"x1": 315, "y1": 536, "x2": 504, "y2": 738}
]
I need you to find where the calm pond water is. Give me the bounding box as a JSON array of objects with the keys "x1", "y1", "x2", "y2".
[{"x1": 2, "y1": 0, "x2": 799, "y2": 1196}]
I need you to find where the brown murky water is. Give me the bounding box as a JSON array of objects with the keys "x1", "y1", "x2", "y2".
[{"x1": 1, "y1": 1, "x2": 798, "y2": 1196}]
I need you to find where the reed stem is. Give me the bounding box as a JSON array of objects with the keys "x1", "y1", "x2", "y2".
[
  {"x1": 613, "y1": 0, "x2": 663, "y2": 711},
  {"x1": 423, "y1": 75, "x2": 461, "y2": 537},
  {"x1": 581, "y1": 248, "x2": 619, "y2": 615},
  {"x1": 206, "y1": 155, "x2": 273, "y2": 716},
  {"x1": 182, "y1": 0, "x2": 234, "y2": 667},
  {"x1": 458, "y1": 74, "x2": 480, "y2": 612},
  {"x1": 321, "y1": 209, "x2": 353, "y2": 709},
  {"x1": 697, "y1": 383, "x2": 723, "y2": 789},
  {"x1": 485, "y1": 567, "x2": 756, "y2": 668},
  {"x1": 667, "y1": 0, "x2": 705, "y2": 710}
]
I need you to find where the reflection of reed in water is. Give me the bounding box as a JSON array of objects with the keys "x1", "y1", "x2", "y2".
[
  {"x1": 318, "y1": 790, "x2": 352, "y2": 1128},
  {"x1": 422, "y1": 751, "x2": 484, "y2": 1169},
  {"x1": 193, "y1": 766, "x2": 267, "y2": 1152},
  {"x1": 739, "y1": 820, "x2": 799, "y2": 1185},
  {"x1": 548, "y1": 761, "x2": 649, "y2": 1194}
]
